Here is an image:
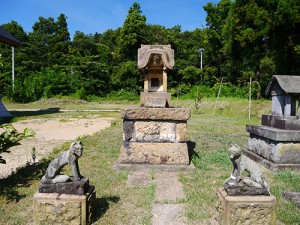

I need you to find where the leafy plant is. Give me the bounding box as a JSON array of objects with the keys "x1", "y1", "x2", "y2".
[{"x1": 0, "y1": 124, "x2": 35, "y2": 164}]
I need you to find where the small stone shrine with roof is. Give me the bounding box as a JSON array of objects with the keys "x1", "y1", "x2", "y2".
[
  {"x1": 244, "y1": 75, "x2": 300, "y2": 171},
  {"x1": 115, "y1": 45, "x2": 192, "y2": 170}
]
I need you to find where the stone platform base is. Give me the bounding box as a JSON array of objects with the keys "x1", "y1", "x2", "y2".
[
  {"x1": 119, "y1": 142, "x2": 189, "y2": 165},
  {"x1": 217, "y1": 188, "x2": 277, "y2": 225},
  {"x1": 247, "y1": 126, "x2": 300, "y2": 164},
  {"x1": 243, "y1": 149, "x2": 300, "y2": 172},
  {"x1": 33, "y1": 185, "x2": 96, "y2": 225}
]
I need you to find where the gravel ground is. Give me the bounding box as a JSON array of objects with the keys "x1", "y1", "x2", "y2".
[{"x1": 0, "y1": 116, "x2": 113, "y2": 179}]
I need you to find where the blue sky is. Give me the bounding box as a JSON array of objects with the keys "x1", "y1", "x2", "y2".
[{"x1": 1, "y1": 0, "x2": 219, "y2": 38}]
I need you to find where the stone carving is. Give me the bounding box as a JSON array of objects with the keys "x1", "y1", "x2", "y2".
[
  {"x1": 224, "y1": 145, "x2": 270, "y2": 196},
  {"x1": 138, "y1": 45, "x2": 174, "y2": 70},
  {"x1": 41, "y1": 141, "x2": 83, "y2": 184}
]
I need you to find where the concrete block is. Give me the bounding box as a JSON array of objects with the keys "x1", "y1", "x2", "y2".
[{"x1": 217, "y1": 188, "x2": 277, "y2": 225}]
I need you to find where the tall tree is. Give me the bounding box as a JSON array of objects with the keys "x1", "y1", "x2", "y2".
[
  {"x1": 203, "y1": 0, "x2": 232, "y2": 79},
  {"x1": 116, "y1": 2, "x2": 147, "y2": 61}
]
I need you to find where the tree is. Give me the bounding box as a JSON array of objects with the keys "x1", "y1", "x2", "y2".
[
  {"x1": 116, "y1": 2, "x2": 147, "y2": 61},
  {"x1": 203, "y1": 0, "x2": 232, "y2": 78}
]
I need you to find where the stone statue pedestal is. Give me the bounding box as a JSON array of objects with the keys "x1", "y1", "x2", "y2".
[
  {"x1": 115, "y1": 107, "x2": 191, "y2": 169},
  {"x1": 39, "y1": 177, "x2": 90, "y2": 195},
  {"x1": 217, "y1": 188, "x2": 277, "y2": 225},
  {"x1": 33, "y1": 185, "x2": 96, "y2": 225}
]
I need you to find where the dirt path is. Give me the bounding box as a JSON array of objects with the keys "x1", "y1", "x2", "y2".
[{"x1": 0, "y1": 116, "x2": 113, "y2": 179}]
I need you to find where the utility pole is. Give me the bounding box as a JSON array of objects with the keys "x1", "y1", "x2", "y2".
[
  {"x1": 12, "y1": 47, "x2": 15, "y2": 92},
  {"x1": 198, "y1": 48, "x2": 204, "y2": 69}
]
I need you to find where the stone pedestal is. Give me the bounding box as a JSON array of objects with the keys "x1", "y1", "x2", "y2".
[
  {"x1": 217, "y1": 188, "x2": 277, "y2": 225},
  {"x1": 33, "y1": 186, "x2": 96, "y2": 225},
  {"x1": 39, "y1": 177, "x2": 90, "y2": 195},
  {"x1": 116, "y1": 107, "x2": 191, "y2": 169},
  {"x1": 246, "y1": 123, "x2": 300, "y2": 171},
  {"x1": 140, "y1": 92, "x2": 171, "y2": 108}
]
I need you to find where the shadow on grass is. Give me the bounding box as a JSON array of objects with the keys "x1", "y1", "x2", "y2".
[
  {"x1": 187, "y1": 140, "x2": 197, "y2": 163},
  {"x1": 92, "y1": 196, "x2": 120, "y2": 223},
  {"x1": 8, "y1": 108, "x2": 62, "y2": 119},
  {"x1": 0, "y1": 160, "x2": 49, "y2": 202}
]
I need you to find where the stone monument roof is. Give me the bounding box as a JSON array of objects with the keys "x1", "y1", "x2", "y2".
[
  {"x1": 0, "y1": 26, "x2": 19, "y2": 47},
  {"x1": 138, "y1": 45, "x2": 174, "y2": 69},
  {"x1": 266, "y1": 75, "x2": 300, "y2": 96}
]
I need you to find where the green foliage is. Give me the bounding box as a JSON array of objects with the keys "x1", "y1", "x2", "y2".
[
  {"x1": 1, "y1": 1, "x2": 300, "y2": 102},
  {"x1": 0, "y1": 124, "x2": 35, "y2": 163}
]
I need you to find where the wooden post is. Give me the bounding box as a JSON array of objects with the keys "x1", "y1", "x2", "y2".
[
  {"x1": 12, "y1": 47, "x2": 15, "y2": 92},
  {"x1": 213, "y1": 77, "x2": 223, "y2": 116}
]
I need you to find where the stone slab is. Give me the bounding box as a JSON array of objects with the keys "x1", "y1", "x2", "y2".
[
  {"x1": 217, "y1": 188, "x2": 277, "y2": 225},
  {"x1": 224, "y1": 181, "x2": 269, "y2": 196},
  {"x1": 247, "y1": 135, "x2": 300, "y2": 164},
  {"x1": 33, "y1": 185, "x2": 96, "y2": 225},
  {"x1": 154, "y1": 172, "x2": 186, "y2": 202},
  {"x1": 262, "y1": 114, "x2": 300, "y2": 130},
  {"x1": 246, "y1": 125, "x2": 300, "y2": 141},
  {"x1": 243, "y1": 149, "x2": 300, "y2": 172},
  {"x1": 282, "y1": 191, "x2": 300, "y2": 208},
  {"x1": 121, "y1": 107, "x2": 191, "y2": 121},
  {"x1": 151, "y1": 204, "x2": 187, "y2": 225},
  {"x1": 118, "y1": 142, "x2": 189, "y2": 165},
  {"x1": 39, "y1": 177, "x2": 90, "y2": 195}
]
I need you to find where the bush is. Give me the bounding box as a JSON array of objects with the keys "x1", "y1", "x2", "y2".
[{"x1": 0, "y1": 124, "x2": 35, "y2": 164}]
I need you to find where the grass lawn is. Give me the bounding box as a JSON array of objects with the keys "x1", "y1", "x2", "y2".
[{"x1": 1, "y1": 97, "x2": 300, "y2": 224}]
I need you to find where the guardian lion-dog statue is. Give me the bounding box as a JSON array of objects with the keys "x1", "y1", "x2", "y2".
[
  {"x1": 224, "y1": 144, "x2": 269, "y2": 195},
  {"x1": 41, "y1": 141, "x2": 83, "y2": 184}
]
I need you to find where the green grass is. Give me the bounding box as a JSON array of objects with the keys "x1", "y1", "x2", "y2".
[{"x1": 1, "y1": 97, "x2": 300, "y2": 224}]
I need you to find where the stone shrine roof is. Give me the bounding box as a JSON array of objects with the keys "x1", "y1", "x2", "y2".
[
  {"x1": 266, "y1": 75, "x2": 300, "y2": 96},
  {"x1": 0, "y1": 26, "x2": 19, "y2": 47},
  {"x1": 138, "y1": 45, "x2": 174, "y2": 70}
]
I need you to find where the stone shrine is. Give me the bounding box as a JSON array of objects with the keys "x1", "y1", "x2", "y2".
[
  {"x1": 244, "y1": 75, "x2": 300, "y2": 171},
  {"x1": 115, "y1": 45, "x2": 191, "y2": 170}
]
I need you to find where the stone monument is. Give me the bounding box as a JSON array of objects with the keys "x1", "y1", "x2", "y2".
[
  {"x1": 217, "y1": 145, "x2": 277, "y2": 225},
  {"x1": 244, "y1": 75, "x2": 300, "y2": 171},
  {"x1": 33, "y1": 142, "x2": 95, "y2": 225},
  {"x1": 115, "y1": 45, "x2": 192, "y2": 170}
]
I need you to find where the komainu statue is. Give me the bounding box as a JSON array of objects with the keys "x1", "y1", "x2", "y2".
[
  {"x1": 224, "y1": 144, "x2": 270, "y2": 196},
  {"x1": 41, "y1": 141, "x2": 83, "y2": 184},
  {"x1": 39, "y1": 141, "x2": 89, "y2": 195}
]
